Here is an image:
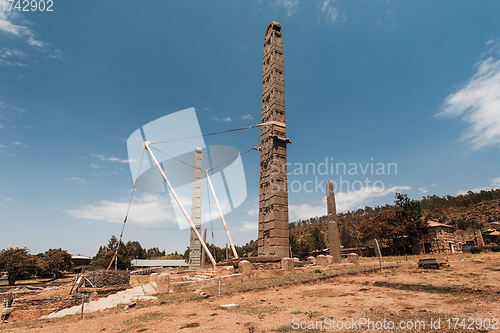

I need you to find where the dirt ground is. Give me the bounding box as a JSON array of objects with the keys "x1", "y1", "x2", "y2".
[{"x1": 1, "y1": 253, "x2": 499, "y2": 332}]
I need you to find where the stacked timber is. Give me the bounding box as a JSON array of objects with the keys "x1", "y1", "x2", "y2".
[{"x1": 86, "y1": 270, "x2": 130, "y2": 288}]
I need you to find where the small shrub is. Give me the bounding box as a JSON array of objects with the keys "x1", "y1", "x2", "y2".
[
  {"x1": 491, "y1": 246, "x2": 500, "y2": 252},
  {"x1": 314, "y1": 269, "x2": 321, "y2": 273},
  {"x1": 470, "y1": 246, "x2": 482, "y2": 254}
]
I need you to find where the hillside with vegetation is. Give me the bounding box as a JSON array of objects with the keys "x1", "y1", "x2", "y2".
[{"x1": 289, "y1": 189, "x2": 500, "y2": 258}]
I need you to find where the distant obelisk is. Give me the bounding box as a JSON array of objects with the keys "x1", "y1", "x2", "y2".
[
  {"x1": 327, "y1": 181, "x2": 342, "y2": 263},
  {"x1": 189, "y1": 147, "x2": 203, "y2": 269},
  {"x1": 258, "y1": 21, "x2": 291, "y2": 258}
]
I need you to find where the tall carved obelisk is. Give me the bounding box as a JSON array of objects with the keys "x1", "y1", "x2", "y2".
[
  {"x1": 189, "y1": 147, "x2": 203, "y2": 269},
  {"x1": 327, "y1": 181, "x2": 342, "y2": 263},
  {"x1": 258, "y1": 22, "x2": 290, "y2": 258}
]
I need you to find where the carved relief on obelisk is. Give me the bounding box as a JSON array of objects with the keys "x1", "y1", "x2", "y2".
[{"x1": 258, "y1": 21, "x2": 291, "y2": 258}]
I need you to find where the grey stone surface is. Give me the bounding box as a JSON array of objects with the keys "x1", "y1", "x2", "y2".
[
  {"x1": 327, "y1": 181, "x2": 342, "y2": 264},
  {"x1": 189, "y1": 147, "x2": 203, "y2": 269},
  {"x1": 238, "y1": 260, "x2": 252, "y2": 275},
  {"x1": 157, "y1": 273, "x2": 170, "y2": 294},
  {"x1": 258, "y1": 21, "x2": 290, "y2": 258},
  {"x1": 347, "y1": 253, "x2": 360, "y2": 265},
  {"x1": 281, "y1": 258, "x2": 294, "y2": 271}
]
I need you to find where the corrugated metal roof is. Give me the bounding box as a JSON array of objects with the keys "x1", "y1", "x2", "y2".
[
  {"x1": 71, "y1": 255, "x2": 92, "y2": 260},
  {"x1": 427, "y1": 220, "x2": 455, "y2": 228},
  {"x1": 131, "y1": 259, "x2": 188, "y2": 267}
]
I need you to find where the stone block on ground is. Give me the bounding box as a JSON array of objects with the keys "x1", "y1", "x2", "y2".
[
  {"x1": 157, "y1": 273, "x2": 170, "y2": 294},
  {"x1": 150, "y1": 273, "x2": 158, "y2": 283},
  {"x1": 238, "y1": 260, "x2": 252, "y2": 276},
  {"x1": 325, "y1": 255, "x2": 333, "y2": 265},
  {"x1": 307, "y1": 256, "x2": 316, "y2": 264},
  {"x1": 281, "y1": 258, "x2": 294, "y2": 271},
  {"x1": 316, "y1": 255, "x2": 328, "y2": 266},
  {"x1": 347, "y1": 253, "x2": 359, "y2": 265}
]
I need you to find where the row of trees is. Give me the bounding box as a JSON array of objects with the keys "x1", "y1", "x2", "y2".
[
  {"x1": 289, "y1": 193, "x2": 424, "y2": 258},
  {"x1": 0, "y1": 248, "x2": 72, "y2": 285},
  {"x1": 91, "y1": 236, "x2": 181, "y2": 270}
]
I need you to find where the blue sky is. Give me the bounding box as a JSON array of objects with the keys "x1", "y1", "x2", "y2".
[{"x1": 1, "y1": 1, "x2": 500, "y2": 257}]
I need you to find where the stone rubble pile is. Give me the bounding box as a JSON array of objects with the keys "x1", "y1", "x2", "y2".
[{"x1": 87, "y1": 270, "x2": 130, "y2": 288}]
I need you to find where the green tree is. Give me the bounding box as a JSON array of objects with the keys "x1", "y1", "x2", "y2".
[
  {"x1": 35, "y1": 248, "x2": 73, "y2": 278},
  {"x1": 0, "y1": 247, "x2": 36, "y2": 285}
]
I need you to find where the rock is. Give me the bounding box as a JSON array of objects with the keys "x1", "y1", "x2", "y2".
[
  {"x1": 150, "y1": 273, "x2": 158, "y2": 283},
  {"x1": 292, "y1": 258, "x2": 299, "y2": 262},
  {"x1": 316, "y1": 255, "x2": 328, "y2": 266},
  {"x1": 307, "y1": 256, "x2": 316, "y2": 264},
  {"x1": 157, "y1": 273, "x2": 170, "y2": 294},
  {"x1": 325, "y1": 255, "x2": 334, "y2": 265},
  {"x1": 347, "y1": 253, "x2": 359, "y2": 265},
  {"x1": 281, "y1": 258, "x2": 294, "y2": 271},
  {"x1": 238, "y1": 260, "x2": 252, "y2": 275}
]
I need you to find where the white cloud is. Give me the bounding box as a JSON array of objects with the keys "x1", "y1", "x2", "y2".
[
  {"x1": 440, "y1": 51, "x2": 500, "y2": 150},
  {"x1": 321, "y1": 0, "x2": 344, "y2": 23},
  {"x1": 12, "y1": 141, "x2": 27, "y2": 147},
  {"x1": 0, "y1": 11, "x2": 47, "y2": 47},
  {"x1": 0, "y1": 144, "x2": 8, "y2": 149},
  {"x1": 418, "y1": 187, "x2": 429, "y2": 194},
  {"x1": 274, "y1": 0, "x2": 299, "y2": 16},
  {"x1": 90, "y1": 163, "x2": 99, "y2": 169},
  {"x1": 241, "y1": 114, "x2": 253, "y2": 120},
  {"x1": 66, "y1": 176, "x2": 88, "y2": 185},
  {"x1": 66, "y1": 193, "x2": 177, "y2": 227},
  {"x1": 92, "y1": 153, "x2": 134, "y2": 164},
  {"x1": 238, "y1": 221, "x2": 258, "y2": 232},
  {"x1": 211, "y1": 116, "x2": 232, "y2": 123},
  {"x1": 335, "y1": 185, "x2": 411, "y2": 212},
  {"x1": 456, "y1": 187, "x2": 488, "y2": 196},
  {"x1": 0, "y1": 11, "x2": 62, "y2": 65},
  {"x1": 289, "y1": 185, "x2": 412, "y2": 220},
  {"x1": 492, "y1": 177, "x2": 500, "y2": 188}
]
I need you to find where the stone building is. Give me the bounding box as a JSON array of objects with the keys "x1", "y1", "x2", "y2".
[{"x1": 413, "y1": 221, "x2": 484, "y2": 254}]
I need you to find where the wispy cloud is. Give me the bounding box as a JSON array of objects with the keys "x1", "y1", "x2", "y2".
[
  {"x1": 238, "y1": 221, "x2": 258, "y2": 232},
  {"x1": 289, "y1": 185, "x2": 411, "y2": 220},
  {"x1": 12, "y1": 141, "x2": 27, "y2": 148},
  {"x1": 440, "y1": 42, "x2": 500, "y2": 150},
  {"x1": 211, "y1": 115, "x2": 232, "y2": 123},
  {"x1": 418, "y1": 187, "x2": 429, "y2": 194},
  {"x1": 92, "y1": 153, "x2": 134, "y2": 164},
  {"x1": 66, "y1": 193, "x2": 177, "y2": 227},
  {"x1": 66, "y1": 176, "x2": 88, "y2": 185},
  {"x1": 274, "y1": 0, "x2": 299, "y2": 16},
  {"x1": 0, "y1": 144, "x2": 8, "y2": 149},
  {"x1": 320, "y1": 0, "x2": 345, "y2": 23},
  {"x1": 0, "y1": 11, "x2": 62, "y2": 65},
  {"x1": 241, "y1": 114, "x2": 253, "y2": 120},
  {"x1": 492, "y1": 177, "x2": 500, "y2": 188}
]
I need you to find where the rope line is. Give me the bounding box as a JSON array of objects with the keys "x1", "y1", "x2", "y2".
[
  {"x1": 148, "y1": 123, "x2": 263, "y2": 145},
  {"x1": 107, "y1": 148, "x2": 146, "y2": 270},
  {"x1": 150, "y1": 146, "x2": 256, "y2": 173}
]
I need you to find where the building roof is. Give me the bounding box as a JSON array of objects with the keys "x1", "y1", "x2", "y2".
[
  {"x1": 484, "y1": 230, "x2": 500, "y2": 236},
  {"x1": 131, "y1": 259, "x2": 188, "y2": 267},
  {"x1": 427, "y1": 221, "x2": 455, "y2": 229},
  {"x1": 71, "y1": 255, "x2": 92, "y2": 260}
]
